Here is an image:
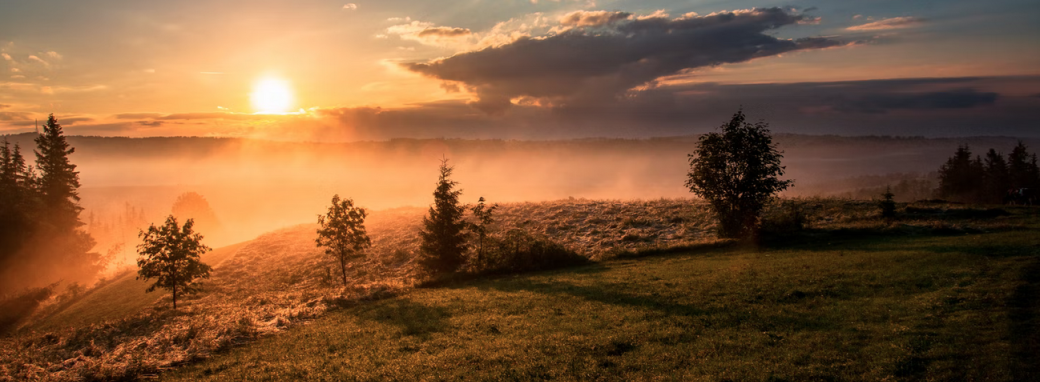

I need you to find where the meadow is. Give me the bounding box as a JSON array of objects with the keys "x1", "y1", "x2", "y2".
[{"x1": 1, "y1": 199, "x2": 1038, "y2": 381}]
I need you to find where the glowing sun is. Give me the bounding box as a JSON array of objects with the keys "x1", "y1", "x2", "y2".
[{"x1": 250, "y1": 77, "x2": 293, "y2": 114}]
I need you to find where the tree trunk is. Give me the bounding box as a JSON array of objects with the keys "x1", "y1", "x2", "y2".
[
  {"x1": 340, "y1": 257, "x2": 348, "y2": 286},
  {"x1": 172, "y1": 284, "x2": 177, "y2": 310}
]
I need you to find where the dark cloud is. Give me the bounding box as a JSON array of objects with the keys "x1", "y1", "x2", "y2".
[
  {"x1": 405, "y1": 7, "x2": 843, "y2": 114},
  {"x1": 137, "y1": 120, "x2": 164, "y2": 127},
  {"x1": 416, "y1": 26, "x2": 471, "y2": 37},
  {"x1": 559, "y1": 11, "x2": 631, "y2": 27},
  {"x1": 832, "y1": 88, "x2": 997, "y2": 113},
  {"x1": 0, "y1": 111, "x2": 32, "y2": 121}
]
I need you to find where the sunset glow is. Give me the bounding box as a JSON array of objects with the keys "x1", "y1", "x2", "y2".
[{"x1": 250, "y1": 78, "x2": 293, "y2": 114}]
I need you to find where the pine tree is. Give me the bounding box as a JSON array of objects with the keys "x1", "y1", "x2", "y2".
[
  {"x1": 34, "y1": 114, "x2": 83, "y2": 229},
  {"x1": 419, "y1": 158, "x2": 470, "y2": 275},
  {"x1": 137, "y1": 215, "x2": 212, "y2": 309},
  {"x1": 879, "y1": 186, "x2": 896, "y2": 219},
  {"x1": 937, "y1": 145, "x2": 987, "y2": 203},
  {"x1": 983, "y1": 149, "x2": 1010, "y2": 204}
]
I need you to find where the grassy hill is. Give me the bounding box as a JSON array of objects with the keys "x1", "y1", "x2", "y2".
[
  {"x1": 163, "y1": 226, "x2": 1040, "y2": 381},
  {"x1": 2, "y1": 199, "x2": 1038, "y2": 381},
  {"x1": 27, "y1": 241, "x2": 249, "y2": 332}
]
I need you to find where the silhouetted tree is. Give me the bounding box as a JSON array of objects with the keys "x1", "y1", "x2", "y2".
[
  {"x1": 419, "y1": 158, "x2": 470, "y2": 274},
  {"x1": 686, "y1": 109, "x2": 792, "y2": 238},
  {"x1": 137, "y1": 215, "x2": 212, "y2": 309},
  {"x1": 469, "y1": 196, "x2": 497, "y2": 265},
  {"x1": 316, "y1": 195, "x2": 371, "y2": 286},
  {"x1": 937, "y1": 145, "x2": 985, "y2": 203},
  {"x1": 982, "y1": 149, "x2": 1011, "y2": 204},
  {"x1": 171, "y1": 191, "x2": 224, "y2": 242},
  {"x1": 879, "y1": 186, "x2": 896, "y2": 220},
  {"x1": 34, "y1": 114, "x2": 82, "y2": 229},
  {"x1": 1008, "y1": 141, "x2": 1040, "y2": 191},
  {"x1": 0, "y1": 139, "x2": 37, "y2": 264}
]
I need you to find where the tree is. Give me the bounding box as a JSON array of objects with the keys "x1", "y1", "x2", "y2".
[
  {"x1": 469, "y1": 196, "x2": 498, "y2": 265},
  {"x1": 34, "y1": 114, "x2": 82, "y2": 230},
  {"x1": 686, "y1": 109, "x2": 792, "y2": 238},
  {"x1": 419, "y1": 158, "x2": 470, "y2": 274},
  {"x1": 137, "y1": 215, "x2": 212, "y2": 309},
  {"x1": 983, "y1": 148, "x2": 1011, "y2": 204},
  {"x1": 879, "y1": 186, "x2": 896, "y2": 220},
  {"x1": 937, "y1": 145, "x2": 985, "y2": 203},
  {"x1": 316, "y1": 195, "x2": 371, "y2": 286},
  {"x1": 0, "y1": 139, "x2": 36, "y2": 264}
]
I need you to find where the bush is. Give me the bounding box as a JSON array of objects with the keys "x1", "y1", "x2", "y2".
[
  {"x1": 760, "y1": 201, "x2": 809, "y2": 235},
  {"x1": 472, "y1": 229, "x2": 587, "y2": 274}
]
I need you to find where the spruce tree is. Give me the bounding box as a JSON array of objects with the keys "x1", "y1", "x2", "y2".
[
  {"x1": 34, "y1": 114, "x2": 83, "y2": 229},
  {"x1": 983, "y1": 149, "x2": 1010, "y2": 204},
  {"x1": 419, "y1": 158, "x2": 469, "y2": 275}
]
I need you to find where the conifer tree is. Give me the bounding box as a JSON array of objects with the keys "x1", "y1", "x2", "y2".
[
  {"x1": 419, "y1": 158, "x2": 469, "y2": 275},
  {"x1": 983, "y1": 149, "x2": 1010, "y2": 204},
  {"x1": 34, "y1": 114, "x2": 83, "y2": 229}
]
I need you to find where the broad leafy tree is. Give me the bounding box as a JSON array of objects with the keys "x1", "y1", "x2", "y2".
[
  {"x1": 419, "y1": 158, "x2": 470, "y2": 274},
  {"x1": 137, "y1": 215, "x2": 212, "y2": 309},
  {"x1": 686, "y1": 109, "x2": 792, "y2": 238},
  {"x1": 316, "y1": 195, "x2": 371, "y2": 286}
]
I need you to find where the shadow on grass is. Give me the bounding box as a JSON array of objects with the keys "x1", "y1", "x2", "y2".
[
  {"x1": 1010, "y1": 257, "x2": 1040, "y2": 381},
  {"x1": 348, "y1": 299, "x2": 452, "y2": 338}
]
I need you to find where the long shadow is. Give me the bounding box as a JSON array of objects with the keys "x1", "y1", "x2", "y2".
[
  {"x1": 346, "y1": 298, "x2": 452, "y2": 338},
  {"x1": 1009, "y1": 257, "x2": 1040, "y2": 380},
  {"x1": 464, "y1": 277, "x2": 835, "y2": 332}
]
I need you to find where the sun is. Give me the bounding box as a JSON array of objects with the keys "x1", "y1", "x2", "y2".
[{"x1": 250, "y1": 77, "x2": 293, "y2": 114}]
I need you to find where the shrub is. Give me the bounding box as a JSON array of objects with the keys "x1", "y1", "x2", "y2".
[{"x1": 474, "y1": 229, "x2": 587, "y2": 273}]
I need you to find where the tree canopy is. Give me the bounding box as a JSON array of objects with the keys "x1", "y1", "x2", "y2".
[
  {"x1": 419, "y1": 158, "x2": 470, "y2": 275},
  {"x1": 686, "y1": 109, "x2": 792, "y2": 238},
  {"x1": 316, "y1": 195, "x2": 371, "y2": 286},
  {"x1": 137, "y1": 215, "x2": 212, "y2": 309}
]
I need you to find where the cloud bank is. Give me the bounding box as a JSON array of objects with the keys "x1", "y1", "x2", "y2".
[{"x1": 404, "y1": 7, "x2": 843, "y2": 114}]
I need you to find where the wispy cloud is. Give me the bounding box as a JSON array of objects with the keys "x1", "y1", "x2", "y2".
[
  {"x1": 847, "y1": 16, "x2": 925, "y2": 31},
  {"x1": 343, "y1": 3, "x2": 357, "y2": 11}
]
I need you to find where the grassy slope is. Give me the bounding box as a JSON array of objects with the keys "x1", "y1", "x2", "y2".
[
  {"x1": 30, "y1": 241, "x2": 249, "y2": 331},
  {"x1": 166, "y1": 227, "x2": 1040, "y2": 381}
]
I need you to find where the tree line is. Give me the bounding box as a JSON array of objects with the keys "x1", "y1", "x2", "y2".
[
  {"x1": 0, "y1": 116, "x2": 102, "y2": 294},
  {"x1": 937, "y1": 143, "x2": 1040, "y2": 204}
]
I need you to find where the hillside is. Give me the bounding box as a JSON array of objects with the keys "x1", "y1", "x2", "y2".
[{"x1": 2, "y1": 199, "x2": 1038, "y2": 380}]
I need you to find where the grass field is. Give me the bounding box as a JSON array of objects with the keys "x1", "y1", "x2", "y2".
[
  {"x1": 3, "y1": 200, "x2": 1039, "y2": 381},
  {"x1": 165, "y1": 220, "x2": 1040, "y2": 381}
]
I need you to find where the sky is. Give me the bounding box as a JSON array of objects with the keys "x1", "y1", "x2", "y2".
[{"x1": 0, "y1": 0, "x2": 1038, "y2": 140}]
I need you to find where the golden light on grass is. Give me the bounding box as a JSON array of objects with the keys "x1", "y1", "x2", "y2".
[{"x1": 250, "y1": 77, "x2": 294, "y2": 114}]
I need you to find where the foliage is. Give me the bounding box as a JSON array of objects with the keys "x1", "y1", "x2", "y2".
[
  {"x1": 137, "y1": 215, "x2": 212, "y2": 309},
  {"x1": 34, "y1": 114, "x2": 83, "y2": 229},
  {"x1": 316, "y1": 195, "x2": 372, "y2": 286},
  {"x1": 0, "y1": 115, "x2": 100, "y2": 295},
  {"x1": 686, "y1": 109, "x2": 792, "y2": 238},
  {"x1": 469, "y1": 196, "x2": 498, "y2": 265},
  {"x1": 938, "y1": 142, "x2": 1040, "y2": 204},
  {"x1": 468, "y1": 229, "x2": 586, "y2": 274},
  {"x1": 419, "y1": 158, "x2": 470, "y2": 275},
  {"x1": 172, "y1": 192, "x2": 224, "y2": 241},
  {"x1": 879, "y1": 186, "x2": 897, "y2": 219},
  {"x1": 760, "y1": 200, "x2": 809, "y2": 235}
]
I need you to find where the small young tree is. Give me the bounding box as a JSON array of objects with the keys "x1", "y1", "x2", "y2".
[
  {"x1": 469, "y1": 196, "x2": 497, "y2": 266},
  {"x1": 686, "y1": 109, "x2": 792, "y2": 238},
  {"x1": 137, "y1": 215, "x2": 212, "y2": 309},
  {"x1": 316, "y1": 195, "x2": 371, "y2": 286},
  {"x1": 879, "y1": 186, "x2": 897, "y2": 220},
  {"x1": 419, "y1": 158, "x2": 469, "y2": 275}
]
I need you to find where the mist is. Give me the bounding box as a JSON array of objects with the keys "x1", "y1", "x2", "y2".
[{"x1": 4, "y1": 132, "x2": 1038, "y2": 275}]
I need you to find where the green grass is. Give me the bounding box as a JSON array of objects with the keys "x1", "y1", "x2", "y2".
[
  {"x1": 165, "y1": 228, "x2": 1040, "y2": 381},
  {"x1": 30, "y1": 241, "x2": 249, "y2": 331}
]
